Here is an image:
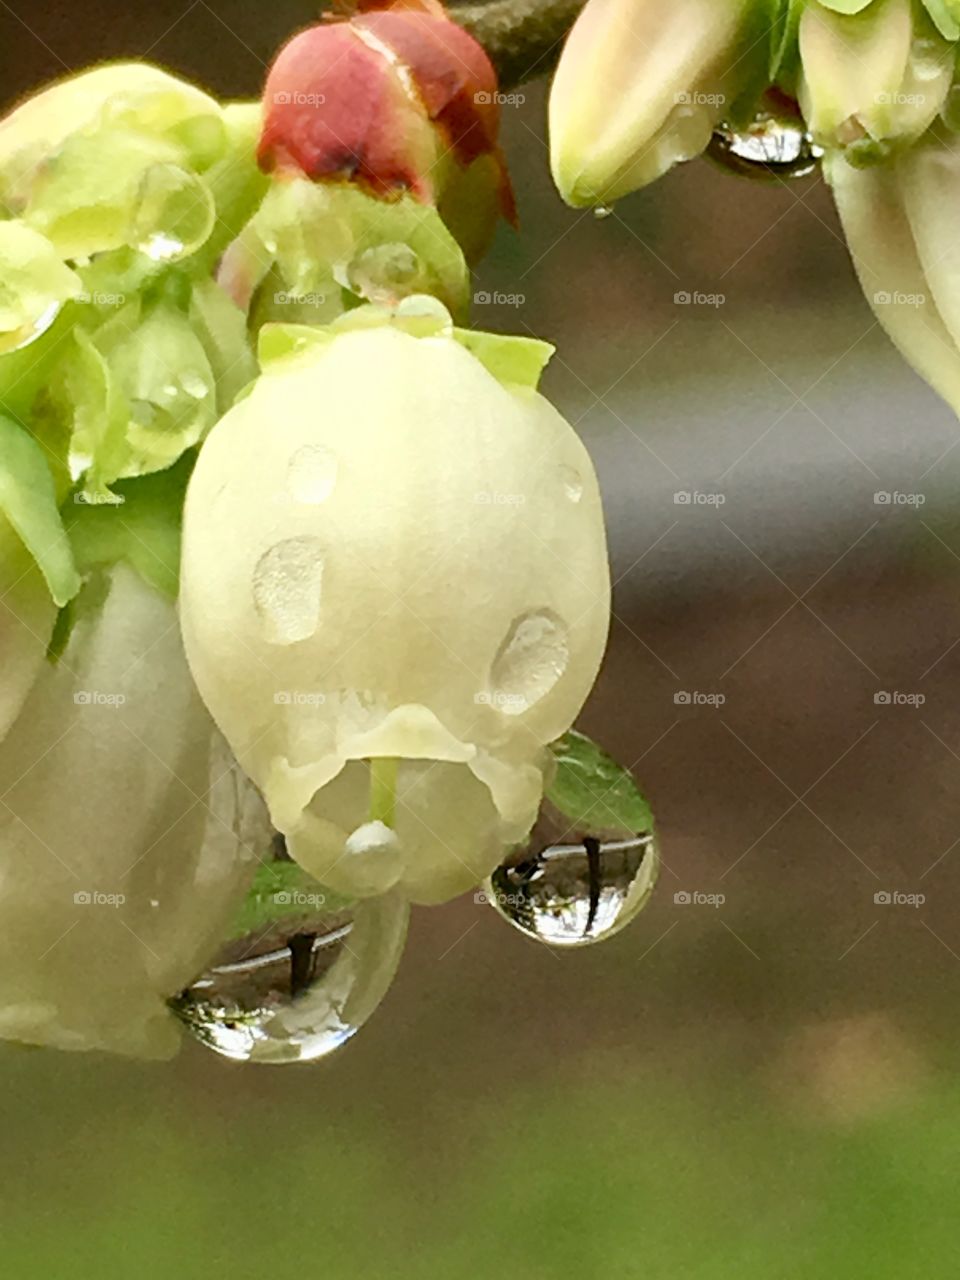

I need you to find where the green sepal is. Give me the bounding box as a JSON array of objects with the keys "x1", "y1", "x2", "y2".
[
  {"x1": 453, "y1": 328, "x2": 555, "y2": 389},
  {"x1": 0, "y1": 413, "x2": 81, "y2": 606},
  {"x1": 0, "y1": 220, "x2": 82, "y2": 345}
]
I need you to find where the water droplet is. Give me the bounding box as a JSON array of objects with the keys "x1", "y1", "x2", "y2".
[
  {"x1": 172, "y1": 890, "x2": 409, "y2": 1064},
  {"x1": 593, "y1": 204, "x2": 614, "y2": 220},
  {"x1": 252, "y1": 537, "x2": 324, "y2": 645},
  {"x1": 286, "y1": 444, "x2": 337, "y2": 505},
  {"x1": 132, "y1": 163, "x2": 216, "y2": 263},
  {"x1": 348, "y1": 242, "x2": 422, "y2": 304},
  {"x1": 489, "y1": 610, "x2": 569, "y2": 716},
  {"x1": 708, "y1": 115, "x2": 821, "y2": 181},
  {"x1": 558, "y1": 464, "x2": 583, "y2": 503},
  {"x1": 0, "y1": 301, "x2": 62, "y2": 355},
  {"x1": 484, "y1": 817, "x2": 658, "y2": 947}
]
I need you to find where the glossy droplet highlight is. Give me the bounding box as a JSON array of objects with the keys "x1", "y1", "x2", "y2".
[
  {"x1": 172, "y1": 890, "x2": 408, "y2": 1064},
  {"x1": 252, "y1": 537, "x2": 324, "y2": 645},
  {"x1": 489, "y1": 610, "x2": 569, "y2": 716},
  {"x1": 593, "y1": 204, "x2": 614, "y2": 220},
  {"x1": 484, "y1": 827, "x2": 658, "y2": 948},
  {"x1": 286, "y1": 444, "x2": 337, "y2": 505},
  {"x1": 708, "y1": 117, "x2": 821, "y2": 181}
]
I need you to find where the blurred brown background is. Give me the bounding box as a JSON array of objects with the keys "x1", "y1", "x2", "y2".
[{"x1": 5, "y1": 2, "x2": 960, "y2": 1276}]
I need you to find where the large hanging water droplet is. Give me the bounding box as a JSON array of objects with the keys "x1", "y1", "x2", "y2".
[
  {"x1": 171, "y1": 889, "x2": 408, "y2": 1064},
  {"x1": 483, "y1": 806, "x2": 658, "y2": 947},
  {"x1": 708, "y1": 113, "x2": 822, "y2": 181}
]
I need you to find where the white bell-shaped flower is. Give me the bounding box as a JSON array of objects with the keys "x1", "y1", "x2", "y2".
[
  {"x1": 180, "y1": 299, "x2": 611, "y2": 904},
  {"x1": 0, "y1": 563, "x2": 262, "y2": 1057}
]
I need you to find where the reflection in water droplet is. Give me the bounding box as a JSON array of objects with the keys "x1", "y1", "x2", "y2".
[
  {"x1": 558, "y1": 464, "x2": 583, "y2": 503},
  {"x1": 484, "y1": 821, "x2": 658, "y2": 947},
  {"x1": 708, "y1": 116, "x2": 822, "y2": 181},
  {"x1": 593, "y1": 204, "x2": 614, "y2": 220},
  {"x1": 252, "y1": 537, "x2": 325, "y2": 645},
  {"x1": 132, "y1": 163, "x2": 216, "y2": 263},
  {"x1": 287, "y1": 444, "x2": 337, "y2": 505},
  {"x1": 171, "y1": 890, "x2": 408, "y2": 1064},
  {"x1": 489, "y1": 610, "x2": 569, "y2": 716}
]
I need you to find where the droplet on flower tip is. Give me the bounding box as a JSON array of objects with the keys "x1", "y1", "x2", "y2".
[
  {"x1": 707, "y1": 118, "x2": 821, "y2": 181},
  {"x1": 484, "y1": 827, "x2": 658, "y2": 948},
  {"x1": 171, "y1": 890, "x2": 408, "y2": 1064},
  {"x1": 593, "y1": 204, "x2": 614, "y2": 220},
  {"x1": 252, "y1": 536, "x2": 325, "y2": 645}
]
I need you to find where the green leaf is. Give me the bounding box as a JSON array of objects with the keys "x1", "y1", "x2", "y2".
[
  {"x1": 923, "y1": 0, "x2": 960, "y2": 40},
  {"x1": 231, "y1": 860, "x2": 354, "y2": 940},
  {"x1": 188, "y1": 278, "x2": 257, "y2": 412},
  {"x1": 453, "y1": 328, "x2": 555, "y2": 389},
  {"x1": 547, "y1": 730, "x2": 654, "y2": 834},
  {"x1": 0, "y1": 413, "x2": 80, "y2": 606},
  {"x1": 65, "y1": 454, "x2": 191, "y2": 600}
]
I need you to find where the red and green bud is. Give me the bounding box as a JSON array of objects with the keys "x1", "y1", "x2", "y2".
[{"x1": 257, "y1": 0, "x2": 515, "y2": 258}]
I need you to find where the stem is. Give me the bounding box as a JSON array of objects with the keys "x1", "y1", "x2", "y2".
[
  {"x1": 368, "y1": 756, "x2": 400, "y2": 827},
  {"x1": 452, "y1": 0, "x2": 586, "y2": 89}
]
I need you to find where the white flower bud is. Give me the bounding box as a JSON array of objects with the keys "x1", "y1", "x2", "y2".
[
  {"x1": 0, "y1": 564, "x2": 260, "y2": 1057},
  {"x1": 180, "y1": 301, "x2": 611, "y2": 904}
]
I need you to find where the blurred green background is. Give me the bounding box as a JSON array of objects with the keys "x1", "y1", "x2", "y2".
[{"x1": 6, "y1": 1, "x2": 960, "y2": 1275}]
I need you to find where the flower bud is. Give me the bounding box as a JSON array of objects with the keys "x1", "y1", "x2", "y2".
[
  {"x1": 0, "y1": 564, "x2": 261, "y2": 1056},
  {"x1": 826, "y1": 126, "x2": 960, "y2": 415},
  {"x1": 180, "y1": 298, "x2": 611, "y2": 905},
  {"x1": 799, "y1": 0, "x2": 952, "y2": 162},
  {"x1": 258, "y1": 0, "x2": 514, "y2": 260},
  {"x1": 549, "y1": 0, "x2": 774, "y2": 207}
]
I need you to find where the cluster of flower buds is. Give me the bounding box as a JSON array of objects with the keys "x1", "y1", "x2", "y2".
[
  {"x1": 0, "y1": 2, "x2": 645, "y2": 1061},
  {"x1": 549, "y1": 0, "x2": 960, "y2": 418}
]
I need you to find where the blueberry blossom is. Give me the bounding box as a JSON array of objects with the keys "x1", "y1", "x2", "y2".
[{"x1": 180, "y1": 298, "x2": 611, "y2": 905}]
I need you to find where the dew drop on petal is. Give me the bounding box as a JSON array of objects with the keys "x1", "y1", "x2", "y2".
[
  {"x1": 489, "y1": 610, "x2": 569, "y2": 715},
  {"x1": 558, "y1": 464, "x2": 583, "y2": 503},
  {"x1": 171, "y1": 890, "x2": 409, "y2": 1064},
  {"x1": 132, "y1": 163, "x2": 216, "y2": 263},
  {"x1": 484, "y1": 826, "x2": 658, "y2": 947},
  {"x1": 286, "y1": 444, "x2": 337, "y2": 505},
  {"x1": 252, "y1": 537, "x2": 324, "y2": 645}
]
